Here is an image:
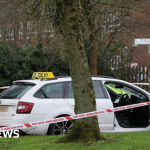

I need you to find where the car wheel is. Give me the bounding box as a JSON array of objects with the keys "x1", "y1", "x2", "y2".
[{"x1": 48, "y1": 120, "x2": 74, "y2": 135}]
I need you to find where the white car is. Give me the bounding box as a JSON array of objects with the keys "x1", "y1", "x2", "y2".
[{"x1": 0, "y1": 73, "x2": 150, "y2": 135}]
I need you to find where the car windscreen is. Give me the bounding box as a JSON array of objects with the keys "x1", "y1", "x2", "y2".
[{"x1": 0, "y1": 84, "x2": 34, "y2": 99}]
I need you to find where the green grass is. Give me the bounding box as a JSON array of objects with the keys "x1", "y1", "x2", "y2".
[{"x1": 1, "y1": 132, "x2": 150, "y2": 150}]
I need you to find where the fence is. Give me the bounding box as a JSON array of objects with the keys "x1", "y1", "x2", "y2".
[
  {"x1": 131, "y1": 67, "x2": 149, "y2": 92},
  {"x1": 97, "y1": 55, "x2": 149, "y2": 92}
]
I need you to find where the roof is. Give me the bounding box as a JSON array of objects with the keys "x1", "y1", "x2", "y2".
[
  {"x1": 54, "y1": 75, "x2": 115, "y2": 79},
  {"x1": 12, "y1": 75, "x2": 115, "y2": 84}
]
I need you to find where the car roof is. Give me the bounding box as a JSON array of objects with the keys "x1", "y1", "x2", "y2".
[{"x1": 13, "y1": 75, "x2": 116, "y2": 85}]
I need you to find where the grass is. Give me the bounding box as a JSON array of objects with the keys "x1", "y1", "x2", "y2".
[{"x1": 0, "y1": 132, "x2": 150, "y2": 150}]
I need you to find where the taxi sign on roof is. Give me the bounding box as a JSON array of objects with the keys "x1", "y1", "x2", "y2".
[{"x1": 32, "y1": 72, "x2": 54, "y2": 79}]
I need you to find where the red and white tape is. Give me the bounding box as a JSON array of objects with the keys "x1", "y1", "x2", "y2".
[
  {"x1": 0, "y1": 86, "x2": 10, "y2": 89},
  {"x1": 0, "y1": 101, "x2": 150, "y2": 132},
  {"x1": 131, "y1": 83, "x2": 149, "y2": 85}
]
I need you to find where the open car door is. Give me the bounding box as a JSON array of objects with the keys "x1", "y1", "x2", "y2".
[{"x1": 105, "y1": 81, "x2": 150, "y2": 132}]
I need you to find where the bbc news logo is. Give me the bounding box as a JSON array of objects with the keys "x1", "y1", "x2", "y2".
[{"x1": 0, "y1": 130, "x2": 19, "y2": 138}]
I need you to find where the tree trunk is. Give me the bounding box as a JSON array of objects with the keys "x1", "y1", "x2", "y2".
[
  {"x1": 14, "y1": 24, "x2": 19, "y2": 48},
  {"x1": 89, "y1": 14, "x2": 98, "y2": 75},
  {"x1": 23, "y1": 21, "x2": 27, "y2": 42},
  {"x1": 1, "y1": 24, "x2": 5, "y2": 41},
  {"x1": 56, "y1": 0, "x2": 103, "y2": 144}
]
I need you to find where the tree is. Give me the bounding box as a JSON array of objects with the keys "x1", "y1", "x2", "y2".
[{"x1": 55, "y1": 0, "x2": 103, "y2": 143}]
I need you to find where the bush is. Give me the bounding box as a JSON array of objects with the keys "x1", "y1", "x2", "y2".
[{"x1": 0, "y1": 42, "x2": 70, "y2": 86}]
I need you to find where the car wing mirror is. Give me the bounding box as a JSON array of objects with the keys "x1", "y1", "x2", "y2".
[{"x1": 115, "y1": 85, "x2": 124, "y2": 88}]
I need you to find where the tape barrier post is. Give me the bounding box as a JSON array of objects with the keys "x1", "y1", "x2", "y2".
[
  {"x1": 0, "y1": 101, "x2": 150, "y2": 132},
  {"x1": 0, "y1": 87, "x2": 10, "y2": 89}
]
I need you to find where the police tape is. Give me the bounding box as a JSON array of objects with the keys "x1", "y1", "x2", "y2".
[
  {"x1": 0, "y1": 86, "x2": 10, "y2": 89},
  {"x1": 0, "y1": 101, "x2": 150, "y2": 132},
  {"x1": 131, "y1": 83, "x2": 149, "y2": 85}
]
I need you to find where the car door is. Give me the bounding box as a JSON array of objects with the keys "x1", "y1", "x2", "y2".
[
  {"x1": 64, "y1": 80, "x2": 115, "y2": 132},
  {"x1": 104, "y1": 81, "x2": 150, "y2": 132},
  {"x1": 32, "y1": 82, "x2": 73, "y2": 121}
]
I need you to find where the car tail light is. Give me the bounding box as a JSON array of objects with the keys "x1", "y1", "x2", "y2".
[{"x1": 17, "y1": 102, "x2": 34, "y2": 114}]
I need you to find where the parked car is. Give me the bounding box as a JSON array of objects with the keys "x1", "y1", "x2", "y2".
[{"x1": 0, "y1": 73, "x2": 150, "y2": 135}]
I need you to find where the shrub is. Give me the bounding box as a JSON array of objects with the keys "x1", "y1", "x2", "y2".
[{"x1": 0, "y1": 42, "x2": 70, "y2": 86}]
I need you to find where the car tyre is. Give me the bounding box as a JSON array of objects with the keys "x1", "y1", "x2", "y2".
[{"x1": 47, "y1": 119, "x2": 74, "y2": 135}]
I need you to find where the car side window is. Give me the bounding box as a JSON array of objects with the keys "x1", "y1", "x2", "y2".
[
  {"x1": 34, "y1": 83, "x2": 64, "y2": 98},
  {"x1": 68, "y1": 81, "x2": 105, "y2": 98},
  {"x1": 105, "y1": 82, "x2": 146, "y2": 98},
  {"x1": 93, "y1": 81, "x2": 105, "y2": 98},
  {"x1": 68, "y1": 83, "x2": 73, "y2": 98}
]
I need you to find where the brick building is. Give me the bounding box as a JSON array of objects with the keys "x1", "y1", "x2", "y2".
[
  {"x1": 0, "y1": 0, "x2": 150, "y2": 78},
  {"x1": 123, "y1": 1, "x2": 150, "y2": 76}
]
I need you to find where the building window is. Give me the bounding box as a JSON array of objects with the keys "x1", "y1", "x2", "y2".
[
  {"x1": 27, "y1": 21, "x2": 37, "y2": 39},
  {"x1": 5, "y1": 24, "x2": 14, "y2": 40},
  {"x1": 148, "y1": 45, "x2": 150, "y2": 53},
  {"x1": 0, "y1": 25, "x2": 1, "y2": 39},
  {"x1": 42, "y1": 25, "x2": 54, "y2": 37},
  {"x1": 102, "y1": 12, "x2": 121, "y2": 33},
  {"x1": 111, "y1": 55, "x2": 121, "y2": 70},
  {"x1": 19, "y1": 22, "x2": 23, "y2": 39}
]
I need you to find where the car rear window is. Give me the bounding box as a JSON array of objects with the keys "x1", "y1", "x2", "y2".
[{"x1": 0, "y1": 84, "x2": 34, "y2": 99}]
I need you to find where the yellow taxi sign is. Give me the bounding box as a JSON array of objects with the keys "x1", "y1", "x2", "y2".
[{"x1": 32, "y1": 72, "x2": 54, "y2": 79}]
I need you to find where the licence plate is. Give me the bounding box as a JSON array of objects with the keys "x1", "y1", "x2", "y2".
[{"x1": 0, "y1": 107, "x2": 8, "y2": 112}]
